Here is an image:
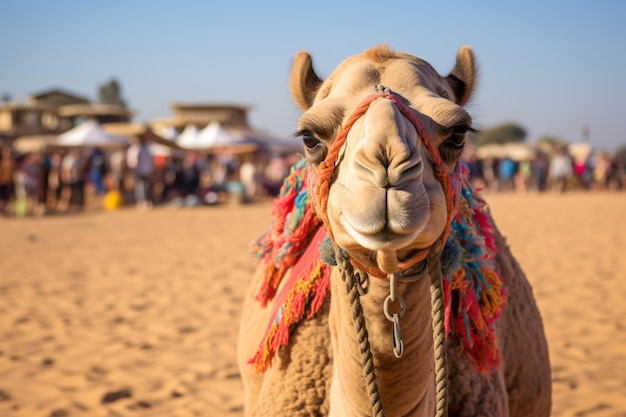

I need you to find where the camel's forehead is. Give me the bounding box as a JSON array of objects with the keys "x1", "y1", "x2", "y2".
[
  {"x1": 307, "y1": 50, "x2": 467, "y2": 129},
  {"x1": 318, "y1": 52, "x2": 444, "y2": 102}
]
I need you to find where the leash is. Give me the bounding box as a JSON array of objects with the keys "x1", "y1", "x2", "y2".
[
  {"x1": 337, "y1": 250, "x2": 385, "y2": 417},
  {"x1": 427, "y1": 245, "x2": 449, "y2": 417},
  {"x1": 337, "y1": 242, "x2": 448, "y2": 417}
]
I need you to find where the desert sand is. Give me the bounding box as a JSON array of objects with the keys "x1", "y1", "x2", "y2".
[{"x1": 1, "y1": 192, "x2": 625, "y2": 417}]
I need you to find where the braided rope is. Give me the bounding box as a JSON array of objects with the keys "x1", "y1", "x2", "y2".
[
  {"x1": 338, "y1": 245, "x2": 449, "y2": 417},
  {"x1": 428, "y1": 246, "x2": 449, "y2": 417},
  {"x1": 337, "y1": 251, "x2": 385, "y2": 417}
]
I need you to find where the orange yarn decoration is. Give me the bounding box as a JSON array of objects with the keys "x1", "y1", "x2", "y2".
[{"x1": 313, "y1": 92, "x2": 456, "y2": 279}]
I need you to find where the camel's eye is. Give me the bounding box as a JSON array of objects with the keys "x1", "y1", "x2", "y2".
[
  {"x1": 296, "y1": 130, "x2": 327, "y2": 163},
  {"x1": 302, "y1": 134, "x2": 322, "y2": 151},
  {"x1": 440, "y1": 125, "x2": 474, "y2": 164},
  {"x1": 444, "y1": 126, "x2": 470, "y2": 149}
]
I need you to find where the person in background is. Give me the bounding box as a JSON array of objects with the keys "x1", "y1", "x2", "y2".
[
  {"x1": 181, "y1": 152, "x2": 201, "y2": 198},
  {"x1": 532, "y1": 153, "x2": 550, "y2": 192},
  {"x1": 108, "y1": 148, "x2": 125, "y2": 192},
  {"x1": 14, "y1": 151, "x2": 43, "y2": 216},
  {"x1": 515, "y1": 159, "x2": 532, "y2": 193},
  {"x1": 497, "y1": 157, "x2": 517, "y2": 192},
  {"x1": 0, "y1": 145, "x2": 17, "y2": 216},
  {"x1": 45, "y1": 150, "x2": 63, "y2": 212},
  {"x1": 481, "y1": 157, "x2": 498, "y2": 193},
  {"x1": 127, "y1": 138, "x2": 154, "y2": 209},
  {"x1": 549, "y1": 147, "x2": 573, "y2": 193},
  {"x1": 59, "y1": 149, "x2": 85, "y2": 213},
  {"x1": 160, "y1": 155, "x2": 180, "y2": 203},
  {"x1": 239, "y1": 154, "x2": 257, "y2": 203},
  {"x1": 209, "y1": 156, "x2": 228, "y2": 201},
  {"x1": 88, "y1": 147, "x2": 107, "y2": 195},
  {"x1": 263, "y1": 156, "x2": 288, "y2": 197}
]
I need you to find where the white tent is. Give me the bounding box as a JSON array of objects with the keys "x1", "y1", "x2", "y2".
[
  {"x1": 57, "y1": 120, "x2": 131, "y2": 147},
  {"x1": 196, "y1": 122, "x2": 242, "y2": 148},
  {"x1": 176, "y1": 124, "x2": 200, "y2": 149},
  {"x1": 178, "y1": 122, "x2": 257, "y2": 153},
  {"x1": 157, "y1": 125, "x2": 179, "y2": 142}
]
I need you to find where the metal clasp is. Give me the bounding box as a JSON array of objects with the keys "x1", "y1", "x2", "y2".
[{"x1": 383, "y1": 273, "x2": 405, "y2": 358}]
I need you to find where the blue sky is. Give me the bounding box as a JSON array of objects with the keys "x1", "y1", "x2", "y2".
[{"x1": 2, "y1": 1, "x2": 625, "y2": 151}]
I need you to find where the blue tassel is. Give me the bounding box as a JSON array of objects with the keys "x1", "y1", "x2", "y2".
[
  {"x1": 441, "y1": 234, "x2": 462, "y2": 278},
  {"x1": 319, "y1": 235, "x2": 337, "y2": 266}
]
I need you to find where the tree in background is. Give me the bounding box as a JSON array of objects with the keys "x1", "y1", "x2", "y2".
[
  {"x1": 476, "y1": 122, "x2": 527, "y2": 146},
  {"x1": 98, "y1": 78, "x2": 127, "y2": 108}
]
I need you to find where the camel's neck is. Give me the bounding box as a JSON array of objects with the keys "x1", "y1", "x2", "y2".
[{"x1": 328, "y1": 267, "x2": 435, "y2": 417}]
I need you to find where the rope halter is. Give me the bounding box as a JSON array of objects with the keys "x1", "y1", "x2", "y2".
[{"x1": 310, "y1": 88, "x2": 456, "y2": 417}]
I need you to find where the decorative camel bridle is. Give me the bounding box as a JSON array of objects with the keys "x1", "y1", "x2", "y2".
[{"x1": 312, "y1": 88, "x2": 457, "y2": 417}]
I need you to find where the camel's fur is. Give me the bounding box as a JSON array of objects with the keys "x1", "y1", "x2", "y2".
[{"x1": 237, "y1": 45, "x2": 551, "y2": 416}]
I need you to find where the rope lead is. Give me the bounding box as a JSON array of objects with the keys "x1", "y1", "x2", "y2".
[
  {"x1": 428, "y1": 246, "x2": 449, "y2": 417},
  {"x1": 339, "y1": 244, "x2": 449, "y2": 417},
  {"x1": 337, "y1": 251, "x2": 385, "y2": 417}
]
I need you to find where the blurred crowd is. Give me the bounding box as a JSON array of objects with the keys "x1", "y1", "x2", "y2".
[
  {"x1": 464, "y1": 147, "x2": 626, "y2": 194},
  {"x1": 2, "y1": 142, "x2": 625, "y2": 218},
  {"x1": 0, "y1": 140, "x2": 299, "y2": 217}
]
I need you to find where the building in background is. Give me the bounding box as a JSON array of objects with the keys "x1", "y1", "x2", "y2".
[
  {"x1": 0, "y1": 88, "x2": 131, "y2": 146},
  {"x1": 149, "y1": 103, "x2": 254, "y2": 136},
  {"x1": 0, "y1": 89, "x2": 85, "y2": 143}
]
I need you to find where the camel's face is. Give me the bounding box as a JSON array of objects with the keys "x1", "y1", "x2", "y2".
[{"x1": 291, "y1": 46, "x2": 477, "y2": 273}]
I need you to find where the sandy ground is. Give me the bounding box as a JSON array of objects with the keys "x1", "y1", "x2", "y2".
[{"x1": 1, "y1": 192, "x2": 625, "y2": 417}]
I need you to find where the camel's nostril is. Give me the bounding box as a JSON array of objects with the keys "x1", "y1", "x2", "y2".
[
  {"x1": 353, "y1": 157, "x2": 390, "y2": 188},
  {"x1": 350, "y1": 99, "x2": 424, "y2": 189},
  {"x1": 389, "y1": 157, "x2": 423, "y2": 186},
  {"x1": 353, "y1": 146, "x2": 423, "y2": 189}
]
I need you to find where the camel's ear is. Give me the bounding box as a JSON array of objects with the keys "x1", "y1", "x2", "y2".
[
  {"x1": 289, "y1": 51, "x2": 323, "y2": 111},
  {"x1": 446, "y1": 46, "x2": 477, "y2": 106}
]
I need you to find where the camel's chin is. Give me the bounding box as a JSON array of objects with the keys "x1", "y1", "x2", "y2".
[{"x1": 330, "y1": 243, "x2": 431, "y2": 276}]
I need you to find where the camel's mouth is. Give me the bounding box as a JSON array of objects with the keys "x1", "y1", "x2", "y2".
[
  {"x1": 334, "y1": 186, "x2": 432, "y2": 250},
  {"x1": 341, "y1": 216, "x2": 421, "y2": 252}
]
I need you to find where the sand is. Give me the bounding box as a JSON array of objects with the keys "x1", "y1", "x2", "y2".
[{"x1": 1, "y1": 192, "x2": 625, "y2": 417}]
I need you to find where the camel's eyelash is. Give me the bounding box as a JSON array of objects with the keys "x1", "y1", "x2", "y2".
[
  {"x1": 294, "y1": 129, "x2": 315, "y2": 138},
  {"x1": 443, "y1": 125, "x2": 477, "y2": 135}
]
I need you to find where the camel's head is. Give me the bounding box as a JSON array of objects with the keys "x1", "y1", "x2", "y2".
[{"x1": 290, "y1": 45, "x2": 477, "y2": 275}]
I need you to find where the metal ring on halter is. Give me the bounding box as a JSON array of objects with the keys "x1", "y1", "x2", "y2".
[
  {"x1": 383, "y1": 273, "x2": 405, "y2": 320},
  {"x1": 383, "y1": 294, "x2": 406, "y2": 321},
  {"x1": 384, "y1": 273, "x2": 406, "y2": 358}
]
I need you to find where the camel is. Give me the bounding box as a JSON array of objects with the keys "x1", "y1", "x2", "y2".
[{"x1": 237, "y1": 45, "x2": 551, "y2": 416}]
